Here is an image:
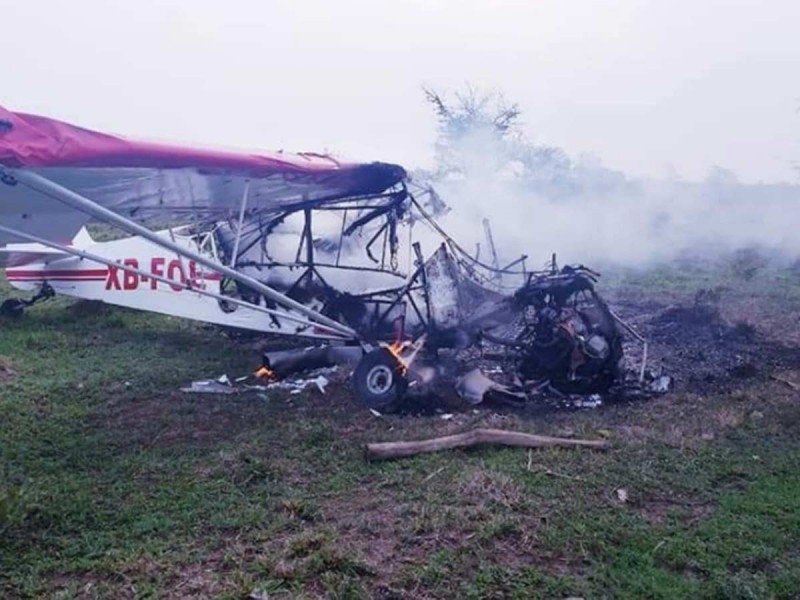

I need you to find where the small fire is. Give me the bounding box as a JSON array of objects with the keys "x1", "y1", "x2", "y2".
[
  {"x1": 254, "y1": 366, "x2": 278, "y2": 381},
  {"x1": 381, "y1": 334, "x2": 427, "y2": 376},
  {"x1": 385, "y1": 340, "x2": 411, "y2": 375}
]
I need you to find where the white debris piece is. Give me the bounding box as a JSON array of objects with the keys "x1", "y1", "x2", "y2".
[
  {"x1": 180, "y1": 377, "x2": 237, "y2": 395},
  {"x1": 648, "y1": 375, "x2": 673, "y2": 393},
  {"x1": 267, "y1": 374, "x2": 329, "y2": 395},
  {"x1": 572, "y1": 394, "x2": 603, "y2": 409}
]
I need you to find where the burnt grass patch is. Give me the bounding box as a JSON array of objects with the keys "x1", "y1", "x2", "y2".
[
  {"x1": 2, "y1": 267, "x2": 800, "y2": 598},
  {"x1": 612, "y1": 284, "x2": 800, "y2": 394}
]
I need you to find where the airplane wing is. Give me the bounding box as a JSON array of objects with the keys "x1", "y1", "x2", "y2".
[{"x1": 0, "y1": 106, "x2": 407, "y2": 244}]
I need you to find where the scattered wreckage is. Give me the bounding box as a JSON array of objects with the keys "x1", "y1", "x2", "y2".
[
  {"x1": 0, "y1": 105, "x2": 665, "y2": 412},
  {"x1": 262, "y1": 255, "x2": 664, "y2": 412}
]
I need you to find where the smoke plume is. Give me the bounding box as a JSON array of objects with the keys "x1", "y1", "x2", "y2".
[{"x1": 417, "y1": 88, "x2": 800, "y2": 271}]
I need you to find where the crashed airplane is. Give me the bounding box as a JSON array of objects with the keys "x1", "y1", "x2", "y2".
[{"x1": 0, "y1": 106, "x2": 652, "y2": 411}]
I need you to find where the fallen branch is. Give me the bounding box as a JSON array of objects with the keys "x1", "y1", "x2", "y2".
[
  {"x1": 770, "y1": 373, "x2": 800, "y2": 391},
  {"x1": 528, "y1": 463, "x2": 584, "y2": 482},
  {"x1": 526, "y1": 451, "x2": 583, "y2": 480},
  {"x1": 365, "y1": 428, "x2": 610, "y2": 461}
]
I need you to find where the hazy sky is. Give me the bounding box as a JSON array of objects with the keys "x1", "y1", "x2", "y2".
[{"x1": 2, "y1": 0, "x2": 798, "y2": 182}]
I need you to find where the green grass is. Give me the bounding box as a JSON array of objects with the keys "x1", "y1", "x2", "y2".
[{"x1": 1, "y1": 269, "x2": 800, "y2": 599}]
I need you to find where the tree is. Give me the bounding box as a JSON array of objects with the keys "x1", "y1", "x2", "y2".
[
  {"x1": 422, "y1": 85, "x2": 574, "y2": 189},
  {"x1": 421, "y1": 85, "x2": 638, "y2": 202},
  {"x1": 423, "y1": 85, "x2": 522, "y2": 179}
]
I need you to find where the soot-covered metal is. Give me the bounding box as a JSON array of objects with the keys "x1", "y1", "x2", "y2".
[
  {"x1": 346, "y1": 250, "x2": 652, "y2": 412},
  {"x1": 255, "y1": 241, "x2": 655, "y2": 412}
]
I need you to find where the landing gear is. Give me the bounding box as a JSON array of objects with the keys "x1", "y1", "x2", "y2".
[
  {"x1": 0, "y1": 283, "x2": 55, "y2": 317},
  {"x1": 352, "y1": 348, "x2": 408, "y2": 412},
  {"x1": 0, "y1": 298, "x2": 26, "y2": 317}
]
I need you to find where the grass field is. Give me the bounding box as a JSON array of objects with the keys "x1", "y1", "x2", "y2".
[{"x1": 1, "y1": 266, "x2": 800, "y2": 599}]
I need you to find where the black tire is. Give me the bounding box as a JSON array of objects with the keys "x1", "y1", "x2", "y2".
[
  {"x1": 352, "y1": 348, "x2": 408, "y2": 412},
  {"x1": 0, "y1": 298, "x2": 26, "y2": 318}
]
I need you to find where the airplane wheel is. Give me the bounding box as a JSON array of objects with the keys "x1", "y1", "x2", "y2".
[
  {"x1": 352, "y1": 348, "x2": 408, "y2": 412},
  {"x1": 0, "y1": 299, "x2": 26, "y2": 318}
]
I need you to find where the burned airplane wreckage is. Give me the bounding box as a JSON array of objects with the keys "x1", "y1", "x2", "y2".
[
  {"x1": 0, "y1": 105, "x2": 654, "y2": 411},
  {"x1": 250, "y1": 194, "x2": 650, "y2": 411},
  {"x1": 343, "y1": 253, "x2": 641, "y2": 411}
]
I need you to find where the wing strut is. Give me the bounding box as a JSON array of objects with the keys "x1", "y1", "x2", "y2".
[
  {"x1": 3, "y1": 168, "x2": 357, "y2": 339},
  {"x1": 229, "y1": 181, "x2": 250, "y2": 267}
]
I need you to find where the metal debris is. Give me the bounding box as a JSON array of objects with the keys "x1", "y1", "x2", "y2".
[
  {"x1": 181, "y1": 370, "x2": 332, "y2": 396},
  {"x1": 180, "y1": 375, "x2": 238, "y2": 395},
  {"x1": 266, "y1": 374, "x2": 330, "y2": 395},
  {"x1": 648, "y1": 375, "x2": 673, "y2": 393}
]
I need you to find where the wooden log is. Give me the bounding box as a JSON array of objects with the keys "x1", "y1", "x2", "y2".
[{"x1": 365, "y1": 428, "x2": 610, "y2": 461}]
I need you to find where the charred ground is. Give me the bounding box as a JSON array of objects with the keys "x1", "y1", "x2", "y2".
[
  {"x1": 1, "y1": 259, "x2": 799, "y2": 599},
  {"x1": 607, "y1": 269, "x2": 800, "y2": 395}
]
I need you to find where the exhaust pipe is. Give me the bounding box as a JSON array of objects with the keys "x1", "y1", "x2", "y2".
[{"x1": 262, "y1": 345, "x2": 364, "y2": 378}]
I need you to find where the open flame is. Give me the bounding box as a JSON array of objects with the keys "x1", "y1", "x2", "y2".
[
  {"x1": 381, "y1": 334, "x2": 427, "y2": 376},
  {"x1": 388, "y1": 341, "x2": 408, "y2": 373},
  {"x1": 254, "y1": 365, "x2": 278, "y2": 381},
  {"x1": 384, "y1": 339, "x2": 412, "y2": 375}
]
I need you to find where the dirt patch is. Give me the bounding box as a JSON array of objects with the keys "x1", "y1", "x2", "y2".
[
  {"x1": 460, "y1": 467, "x2": 523, "y2": 510},
  {"x1": 614, "y1": 425, "x2": 655, "y2": 445},
  {"x1": 93, "y1": 392, "x2": 274, "y2": 451},
  {"x1": 0, "y1": 356, "x2": 16, "y2": 380},
  {"x1": 639, "y1": 498, "x2": 715, "y2": 526},
  {"x1": 58, "y1": 554, "x2": 231, "y2": 600},
  {"x1": 118, "y1": 556, "x2": 230, "y2": 600},
  {"x1": 311, "y1": 477, "x2": 543, "y2": 589},
  {"x1": 66, "y1": 299, "x2": 113, "y2": 318}
]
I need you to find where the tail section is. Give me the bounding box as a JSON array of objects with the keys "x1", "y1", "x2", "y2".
[{"x1": 0, "y1": 227, "x2": 94, "y2": 269}]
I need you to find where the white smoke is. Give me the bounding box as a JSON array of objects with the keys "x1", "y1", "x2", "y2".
[{"x1": 417, "y1": 111, "x2": 800, "y2": 270}]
